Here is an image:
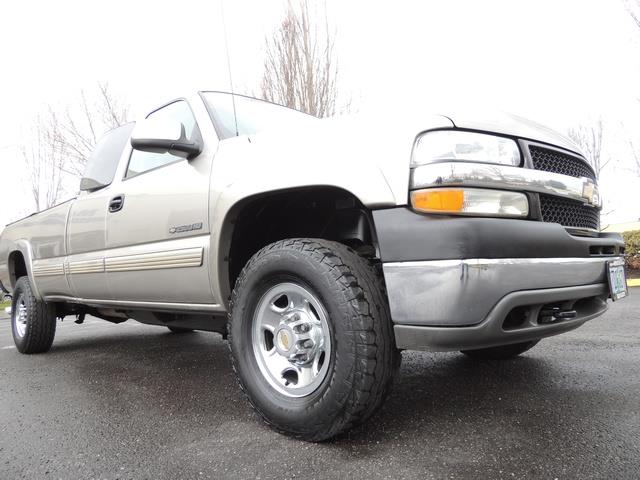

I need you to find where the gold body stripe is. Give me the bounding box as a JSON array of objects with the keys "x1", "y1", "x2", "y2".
[
  {"x1": 67, "y1": 259, "x2": 105, "y2": 275},
  {"x1": 104, "y1": 247, "x2": 203, "y2": 272},
  {"x1": 33, "y1": 247, "x2": 204, "y2": 276},
  {"x1": 32, "y1": 263, "x2": 65, "y2": 277}
]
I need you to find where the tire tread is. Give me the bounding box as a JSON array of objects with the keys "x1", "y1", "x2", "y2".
[
  {"x1": 12, "y1": 277, "x2": 56, "y2": 354},
  {"x1": 228, "y1": 238, "x2": 399, "y2": 441}
]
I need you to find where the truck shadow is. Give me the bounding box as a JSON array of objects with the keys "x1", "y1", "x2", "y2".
[{"x1": 336, "y1": 351, "x2": 561, "y2": 443}]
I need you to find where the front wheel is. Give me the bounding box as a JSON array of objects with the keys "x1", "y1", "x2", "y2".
[
  {"x1": 461, "y1": 340, "x2": 539, "y2": 360},
  {"x1": 228, "y1": 239, "x2": 399, "y2": 441},
  {"x1": 11, "y1": 277, "x2": 56, "y2": 354}
]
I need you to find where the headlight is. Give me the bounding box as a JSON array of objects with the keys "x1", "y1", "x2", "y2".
[
  {"x1": 412, "y1": 130, "x2": 521, "y2": 167},
  {"x1": 411, "y1": 188, "x2": 529, "y2": 217}
]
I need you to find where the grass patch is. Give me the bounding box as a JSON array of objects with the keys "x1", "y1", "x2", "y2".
[{"x1": 0, "y1": 300, "x2": 11, "y2": 310}]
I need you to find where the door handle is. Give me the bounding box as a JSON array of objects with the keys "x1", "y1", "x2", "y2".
[{"x1": 108, "y1": 195, "x2": 125, "y2": 213}]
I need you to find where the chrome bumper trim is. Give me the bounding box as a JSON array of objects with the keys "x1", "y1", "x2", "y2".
[
  {"x1": 394, "y1": 284, "x2": 608, "y2": 351},
  {"x1": 383, "y1": 257, "x2": 618, "y2": 327},
  {"x1": 411, "y1": 161, "x2": 600, "y2": 207}
]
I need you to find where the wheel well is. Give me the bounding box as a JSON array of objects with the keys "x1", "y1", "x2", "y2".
[
  {"x1": 8, "y1": 251, "x2": 27, "y2": 288},
  {"x1": 223, "y1": 187, "x2": 378, "y2": 301}
]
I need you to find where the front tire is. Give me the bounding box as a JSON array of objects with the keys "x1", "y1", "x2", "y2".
[
  {"x1": 461, "y1": 340, "x2": 539, "y2": 360},
  {"x1": 11, "y1": 277, "x2": 56, "y2": 354},
  {"x1": 228, "y1": 239, "x2": 399, "y2": 441}
]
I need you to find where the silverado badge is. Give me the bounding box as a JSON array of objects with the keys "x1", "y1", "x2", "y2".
[{"x1": 169, "y1": 222, "x2": 203, "y2": 234}]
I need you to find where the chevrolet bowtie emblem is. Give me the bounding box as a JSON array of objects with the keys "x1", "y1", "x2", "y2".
[
  {"x1": 278, "y1": 330, "x2": 290, "y2": 350},
  {"x1": 581, "y1": 178, "x2": 600, "y2": 207}
]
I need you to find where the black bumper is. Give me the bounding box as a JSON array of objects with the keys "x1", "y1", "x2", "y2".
[{"x1": 372, "y1": 207, "x2": 624, "y2": 262}]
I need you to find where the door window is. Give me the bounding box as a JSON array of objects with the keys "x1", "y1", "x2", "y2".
[{"x1": 81, "y1": 123, "x2": 135, "y2": 191}]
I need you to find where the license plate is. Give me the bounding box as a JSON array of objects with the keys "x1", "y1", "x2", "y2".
[{"x1": 607, "y1": 258, "x2": 628, "y2": 301}]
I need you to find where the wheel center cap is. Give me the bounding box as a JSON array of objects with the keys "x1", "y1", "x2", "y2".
[
  {"x1": 273, "y1": 309, "x2": 324, "y2": 364},
  {"x1": 276, "y1": 328, "x2": 292, "y2": 352}
]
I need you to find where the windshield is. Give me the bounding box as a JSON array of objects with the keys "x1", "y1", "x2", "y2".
[{"x1": 201, "y1": 92, "x2": 317, "y2": 139}]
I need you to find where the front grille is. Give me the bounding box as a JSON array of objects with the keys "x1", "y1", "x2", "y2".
[
  {"x1": 539, "y1": 194, "x2": 600, "y2": 230},
  {"x1": 530, "y1": 146, "x2": 596, "y2": 181}
]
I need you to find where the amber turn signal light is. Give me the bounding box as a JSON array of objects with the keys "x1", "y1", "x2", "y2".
[
  {"x1": 411, "y1": 189, "x2": 465, "y2": 213},
  {"x1": 410, "y1": 188, "x2": 529, "y2": 217}
]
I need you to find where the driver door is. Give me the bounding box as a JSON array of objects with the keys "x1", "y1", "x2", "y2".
[{"x1": 104, "y1": 99, "x2": 215, "y2": 305}]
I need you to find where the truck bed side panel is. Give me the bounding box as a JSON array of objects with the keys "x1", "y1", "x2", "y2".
[{"x1": 0, "y1": 201, "x2": 74, "y2": 296}]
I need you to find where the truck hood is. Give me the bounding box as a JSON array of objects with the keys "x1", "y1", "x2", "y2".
[
  {"x1": 229, "y1": 107, "x2": 583, "y2": 209},
  {"x1": 441, "y1": 109, "x2": 583, "y2": 156}
]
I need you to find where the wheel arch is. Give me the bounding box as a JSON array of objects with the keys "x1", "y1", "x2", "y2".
[
  {"x1": 216, "y1": 185, "x2": 380, "y2": 307},
  {"x1": 8, "y1": 240, "x2": 41, "y2": 299}
]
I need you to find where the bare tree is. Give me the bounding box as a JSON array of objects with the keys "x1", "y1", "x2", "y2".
[
  {"x1": 625, "y1": 0, "x2": 640, "y2": 28},
  {"x1": 22, "y1": 116, "x2": 67, "y2": 211},
  {"x1": 260, "y1": 0, "x2": 342, "y2": 117},
  {"x1": 22, "y1": 83, "x2": 130, "y2": 211},
  {"x1": 568, "y1": 119, "x2": 607, "y2": 178},
  {"x1": 630, "y1": 139, "x2": 640, "y2": 174},
  {"x1": 49, "y1": 83, "x2": 130, "y2": 176}
]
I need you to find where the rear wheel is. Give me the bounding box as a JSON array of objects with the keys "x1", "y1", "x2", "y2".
[
  {"x1": 11, "y1": 277, "x2": 56, "y2": 354},
  {"x1": 228, "y1": 239, "x2": 399, "y2": 441},
  {"x1": 461, "y1": 340, "x2": 539, "y2": 360}
]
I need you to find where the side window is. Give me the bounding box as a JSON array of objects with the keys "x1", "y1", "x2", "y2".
[
  {"x1": 125, "y1": 100, "x2": 199, "y2": 178},
  {"x1": 81, "y1": 123, "x2": 135, "y2": 191}
]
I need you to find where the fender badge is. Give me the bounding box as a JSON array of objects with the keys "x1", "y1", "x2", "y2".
[{"x1": 169, "y1": 222, "x2": 203, "y2": 234}]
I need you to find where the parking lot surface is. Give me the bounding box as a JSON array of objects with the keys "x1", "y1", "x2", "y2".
[{"x1": 0, "y1": 291, "x2": 638, "y2": 479}]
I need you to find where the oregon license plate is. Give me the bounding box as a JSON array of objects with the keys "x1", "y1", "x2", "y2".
[{"x1": 607, "y1": 258, "x2": 628, "y2": 301}]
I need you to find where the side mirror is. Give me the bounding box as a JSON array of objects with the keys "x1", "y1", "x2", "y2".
[{"x1": 130, "y1": 118, "x2": 201, "y2": 159}]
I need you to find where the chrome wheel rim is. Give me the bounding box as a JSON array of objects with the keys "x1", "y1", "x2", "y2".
[
  {"x1": 252, "y1": 282, "x2": 332, "y2": 398},
  {"x1": 13, "y1": 294, "x2": 27, "y2": 338}
]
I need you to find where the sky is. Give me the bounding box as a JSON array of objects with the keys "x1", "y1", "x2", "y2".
[{"x1": 1, "y1": 0, "x2": 639, "y2": 227}]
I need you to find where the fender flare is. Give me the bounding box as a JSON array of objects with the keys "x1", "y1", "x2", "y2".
[
  {"x1": 212, "y1": 184, "x2": 390, "y2": 307},
  {"x1": 14, "y1": 240, "x2": 42, "y2": 300}
]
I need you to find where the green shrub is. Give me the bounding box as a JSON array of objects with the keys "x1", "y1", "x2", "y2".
[{"x1": 623, "y1": 229, "x2": 640, "y2": 269}]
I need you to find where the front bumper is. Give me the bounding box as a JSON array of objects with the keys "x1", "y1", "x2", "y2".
[
  {"x1": 383, "y1": 257, "x2": 615, "y2": 327},
  {"x1": 373, "y1": 208, "x2": 624, "y2": 352},
  {"x1": 385, "y1": 259, "x2": 612, "y2": 351}
]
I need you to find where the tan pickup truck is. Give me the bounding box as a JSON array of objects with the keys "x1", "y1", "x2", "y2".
[{"x1": 0, "y1": 91, "x2": 627, "y2": 440}]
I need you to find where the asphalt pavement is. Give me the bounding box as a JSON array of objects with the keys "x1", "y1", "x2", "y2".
[{"x1": 0, "y1": 291, "x2": 638, "y2": 480}]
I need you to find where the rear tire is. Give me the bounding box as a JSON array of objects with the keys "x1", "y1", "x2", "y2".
[
  {"x1": 11, "y1": 277, "x2": 56, "y2": 354},
  {"x1": 461, "y1": 340, "x2": 539, "y2": 360},
  {"x1": 167, "y1": 327, "x2": 194, "y2": 333},
  {"x1": 228, "y1": 239, "x2": 400, "y2": 442}
]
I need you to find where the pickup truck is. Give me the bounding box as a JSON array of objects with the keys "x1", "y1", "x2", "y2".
[{"x1": 0, "y1": 91, "x2": 627, "y2": 441}]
